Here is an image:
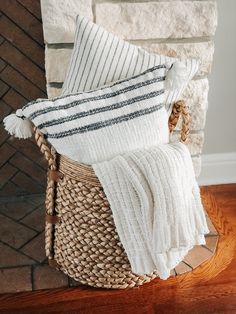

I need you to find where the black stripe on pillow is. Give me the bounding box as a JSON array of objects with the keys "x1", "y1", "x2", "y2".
[
  {"x1": 23, "y1": 65, "x2": 166, "y2": 110},
  {"x1": 37, "y1": 89, "x2": 164, "y2": 129},
  {"x1": 46, "y1": 103, "x2": 164, "y2": 139},
  {"x1": 29, "y1": 76, "x2": 165, "y2": 120}
]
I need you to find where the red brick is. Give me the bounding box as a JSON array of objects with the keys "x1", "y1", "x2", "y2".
[
  {"x1": 0, "y1": 123, "x2": 10, "y2": 145},
  {"x1": 33, "y1": 264, "x2": 69, "y2": 290},
  {"x1": 0, "y1": 66, "x2": 46, "y2": 100},
  {"x1": 29, "y1": 194, "x2": 45, "y2": 206},
  {"x1": 0, "y1": 15, "x2": 44, "y2": 68},
  {"x1": 3, "y1": 88, "x2": 28, "y2": 109},
  {"x1": 0, "y1": 162, "x2": 17, "y2": 188},
  {"x1": 0, "y1": 100, "x2": 11, "y2": 120},
  {"x1": 0, "y1": 266, "x2": 32, "y2": 293},
  {"x1": 18, "y1": 0, "x2": 42, "y2": 20},
  {"x1": 0, "y1": 41, "x2": 46, "y2": 91},
  {"x1": 0, "y1": 35, "x2": 4, "y2": 45},
  {"x1": 0, "y1": 198, "x2": 36, "y2": 220},
  {"x1": 184, "y1": 245, "x2": 213, "y2": 269},
  {"x1": 11, "y1": 172, "x2": 45, "y2": 194},
  {"x1": 204, "y1": 235, "x2": 218, "y2": 253},
  {"x1": 69, "y1": 277, "x2": 82, "y2": 287},
  {"x1": 21, "y1": 205, "x2": 45, "y2": 231},
  {"x1": 0, "y1": 213, "x2": 37, "y2": 248},
  {"x1": 206, "y1": 215, "x2": 218, "y2": 236},
  {"x1": 0, "y1": 79, "x2": 9, "y2": 98},
  {"x1": 21, "y1": 232, "x2": 46, "y2": 262},
  {"x1": 9, "y1": 138, "x2": 47, "y2": 169},
  {"x1": 0, "y1": 242, "x2": 35, "y2": 267},
  {"x1": 10, "y1": 152, "x2": 46, "y2": 185},
  {"x1": 0, "y1": 0, "x2": 44, "y2": 45},
  {"x1": 0, "y1": 180, "x2": 19, "y2": 197},
  {"x1": 0, "y1": 143, "x2": 16, "y2": 167},
  {"x1": 0, "y1": 59, "x2": 7, "y2": 72},
  {"x1": 175, "y1": 261, "x2": 192, "y2": 275}
]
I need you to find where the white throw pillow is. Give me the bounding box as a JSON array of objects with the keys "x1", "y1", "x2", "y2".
[
  {"x1": 62, "y1": 14, "x2": 199, "y2": 115},
  {"x1": 5, "y1": 66, "x2": 169, "y2": 164}
]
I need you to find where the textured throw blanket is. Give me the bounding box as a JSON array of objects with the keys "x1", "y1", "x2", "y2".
[{"x1": 93, "y1": 142, "x2": 209, "y2": 280}]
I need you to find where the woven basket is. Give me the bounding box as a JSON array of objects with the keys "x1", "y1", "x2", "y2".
[{"x1": 34, "y1": 100, "x2": 190, "y2": 289}]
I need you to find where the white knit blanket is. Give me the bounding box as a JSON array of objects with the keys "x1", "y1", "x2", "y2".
[{"x1": 93, "y1": 143, "x2": 209, "y2": 280}]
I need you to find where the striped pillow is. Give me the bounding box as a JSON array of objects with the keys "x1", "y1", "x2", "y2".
[
  {"x1": 62, "y1": 14, "x2": 199, "y2": 115},
  {"x1": 20, "y1": 66, "x2": 169, "y2": 164}
]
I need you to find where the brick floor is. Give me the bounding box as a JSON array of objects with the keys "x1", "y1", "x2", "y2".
[
  {"x1": 0, "y1": 213, "x2": 37, "y2": 248},
  {"x1": 0, "y1": 194, "x2": 76, "y2": 293},
  {"x1": 0, "y1": 194, "x2": 219, "y2": 294},
  {"x1": 0, "y1": 242, "x2": 35, "y2": 267},
  {"x1": 20, "y1": 205, "x2": 45, "y2": 232},
  {"x1": 0, "y1": 199, "x2": 37, "y2": 220},
  {"x1": 21, "y1": 232, "x2": 46, "y2": 262},
  {"x1": 0, "y1": 266, "x2": 32, "y2": 293},
  {"x1": 33, "y1": 264, "x2": 69, "y2": 290}
]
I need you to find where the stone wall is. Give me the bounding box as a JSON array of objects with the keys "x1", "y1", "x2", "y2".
[{"x1": 40, "y1": 0, "x2": 218, "y2": 176}]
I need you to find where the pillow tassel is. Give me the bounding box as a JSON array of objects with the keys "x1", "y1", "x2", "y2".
[
  {"x1": 165, "y1": 61, "x2": 188, "y2": 91},
  {"x1": 3, "y1": 109, "x2": 33, "y2": 139}
]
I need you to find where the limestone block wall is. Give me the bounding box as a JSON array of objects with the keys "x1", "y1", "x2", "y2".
[{"x1": 40, "y1": 0, "x2": 218, "y2": 176}]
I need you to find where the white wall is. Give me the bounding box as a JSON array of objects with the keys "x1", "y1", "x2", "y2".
[{"x1": 204, "y1": 0, "x2": 236, "y2": 154}]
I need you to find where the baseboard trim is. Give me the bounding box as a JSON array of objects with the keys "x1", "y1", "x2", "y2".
[{"x1": 197, "y1": 152, "x2": 236, "y2": 186}]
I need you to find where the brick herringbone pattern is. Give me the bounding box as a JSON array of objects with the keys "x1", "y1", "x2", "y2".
[
  {"x1": 0, "y1": 194, "x2": 81, "y2": 293},
  {"x1": 0, "y1": 188, "x2": 220, "y2": 293},
  {"x1": 0, "y1": 0, "x2": 47, "y2": 196}
]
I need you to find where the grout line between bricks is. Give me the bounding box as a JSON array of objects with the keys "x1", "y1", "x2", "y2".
[
  {"x1": 1, "y1": 35, "x2": 45, "y2": 73},
  {"x1": 1, "y1": 74, "x2": 31, "y2": 102},
  {"x1": 18, "y1": 230, "x2": 42, "y2": 249},
  {"x1": 0, "y1": 59, "x2": 8, "y2": 73},
  {"x1": 16, "y1": 0, "x2": 42, "y2": 23},
  {"x1": 0, "y1": 264, "x2": 37, "y2": 270},
  {"x1": 202, "y1": 244, "x2": 214, "y2": 253},
  {"x1": 31, "y1": 264, "x2": 35, "y2": 290},
  {"x1": 6, "y1": 142, "x2": 48, "y2": 173},
  {"x1": 0, "y1": 60, "x2": 47, "y2": 95},
  {"x1": 1, "y1": 11, "x2": 44, "y2": 48},
  {"x1": 0, "y1": 240, "x2": 42, "y2": 264},
  {"x1": 0, "y1": 173, "x2": 19, "y2": 195},
  {"x1": 0, "y1": 193, "x2": 45, "y2": 203},
  {"x1": 0, "y1": 84, "x2": 11, "y2": 99},
  {"x1": 0, "y1": 209, "x2": 42, "y2": 234},
  {"x1": 182, "y1": 260, "x2": 193, "y2": 270},
  {"x1": 18, "y1": 202, "x2": 45, "y2": 223},
  {"x1": 7, "y1": 160, "x2": 47, "y2": 190}
]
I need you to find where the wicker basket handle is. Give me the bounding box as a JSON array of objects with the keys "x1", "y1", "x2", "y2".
[
  {"x1": 168, "y1": 100, "x2": 190, "y2": 144},
  {"x1": 34, "y1": 100, "x2": 190, "y2": 165},
  {"x1": 34, "y1": 128, "x2": 57, "y2": 170}
]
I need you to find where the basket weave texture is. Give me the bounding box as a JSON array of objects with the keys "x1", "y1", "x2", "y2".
[{"x1": 35, "y1": 100, "x2": 190, "y2": 289}]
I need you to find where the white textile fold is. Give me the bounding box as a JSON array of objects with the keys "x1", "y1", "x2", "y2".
[{"x1": 93, "y1": 143, "x2": 209, "y2": 280}]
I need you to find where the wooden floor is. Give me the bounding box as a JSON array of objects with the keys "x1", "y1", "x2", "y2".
[{"x1": 0, "y1": 184, "x2": 235, "y2": 314}]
